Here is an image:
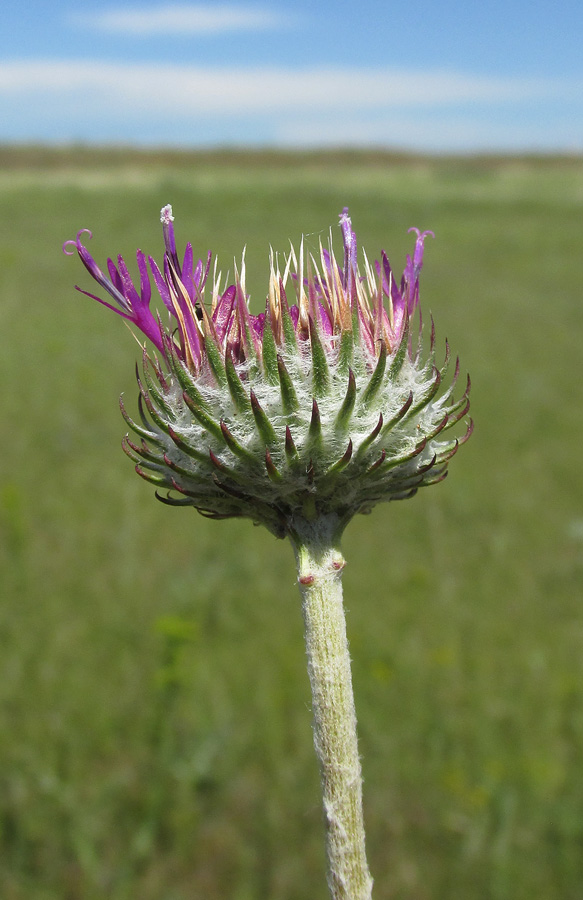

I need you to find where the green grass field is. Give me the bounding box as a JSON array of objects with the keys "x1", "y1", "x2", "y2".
[{"x1": 1, "y1": 147, "x2": 583, "y2": 899}]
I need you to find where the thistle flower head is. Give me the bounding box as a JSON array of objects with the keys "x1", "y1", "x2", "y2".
[{"x1": 64, "y1": 207, "x2": 471, "y2": 539}]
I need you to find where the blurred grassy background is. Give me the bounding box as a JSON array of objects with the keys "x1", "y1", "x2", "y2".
[{"x1": 1, "y1": 147, "x2": 582, "y2": 900}]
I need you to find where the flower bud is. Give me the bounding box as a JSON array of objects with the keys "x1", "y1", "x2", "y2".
[{"x1": 64, "y1": 207, "x2": 472, "y2": 538}]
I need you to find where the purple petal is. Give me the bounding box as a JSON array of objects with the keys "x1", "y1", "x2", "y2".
[
  {"x1": 136, "y1": 250, "x2": 151, "y2": 307},
  {"x1": 251, "y1": 312, "x2": 265, "y2": 338},
  {"x1": 408, "y1": 228, "x2": 435, "y2": 275},
  {"x1": 149, "y1": 256, "x2": 174, "y2": 316},
  {"x1": 69, "y1": 233, "x2": 129, "y2": 313},
  {"x1": 182, "y1": 242, "x2": 194, "y2": 297},
  {"x1": 402, "y1": 229, "x2": 433, "y2": 316},
  {"x1": 116, "y1": 254, "x2": 142, "y2": 310},
  {"x1": 180, "y1": 310, "x2": 203, "y2": 368},
  {"x1": 74, "y1": 286, "x2": 132, "y2": 320},
  {"x1": 380, "y1": 251, "x2": 403, "y2": 310},
  {"x1": 160, "y1": 204, "x2": 178, "y2": 271},
  {"x1": 234, "y1": 280, "x2": 261, "y2": 358},
  {"x1": 317, "y1": 301, "x2": 333, "y2": 336},
  {"x1": 212, "y1": 285, "x2": 236, "y2": 344},
  {"x1": 339, "y1": 207, "x2": 357, "y2": 296},
  {"x1": 355, "y1": 299, "x2": 375, "y2": 358}
]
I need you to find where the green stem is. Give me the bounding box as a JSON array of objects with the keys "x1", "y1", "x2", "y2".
[{"x1": 289, "y1": 514, "x2": 373, "y2": 900}]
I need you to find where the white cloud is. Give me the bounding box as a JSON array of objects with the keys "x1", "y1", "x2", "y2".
[
  {"x1": 0, "y1": 60, "x2": 579, "y2": 151},
  {"x1": 0, "y1": 60, "x2": 565, "y2": 113},
  {"x1": 71, "y1": 4, "x2": 290, "y2": 36}
]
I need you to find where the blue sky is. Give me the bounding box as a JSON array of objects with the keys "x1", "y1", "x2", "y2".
[{"x1": 1, "y1": 0, "x2": 582, "y2": 152}]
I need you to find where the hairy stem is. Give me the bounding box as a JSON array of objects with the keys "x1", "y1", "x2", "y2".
[{"x1": 289, "y1": 514, "x2": 373, "y2": 900}]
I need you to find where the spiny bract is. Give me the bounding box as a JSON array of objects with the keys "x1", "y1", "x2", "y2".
[{"x1": 64, "y1": 207, "x2": 472, "y2": 539}]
